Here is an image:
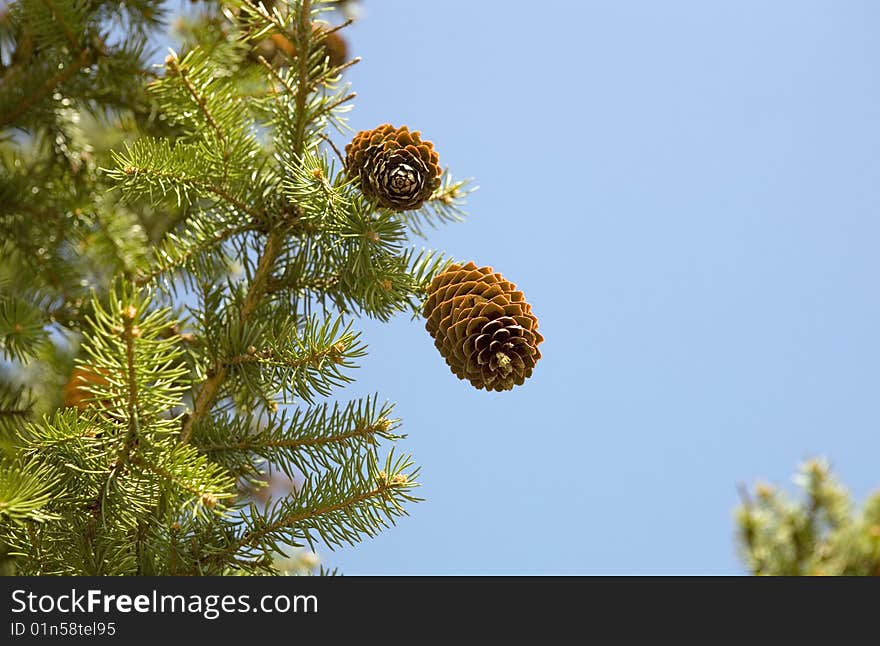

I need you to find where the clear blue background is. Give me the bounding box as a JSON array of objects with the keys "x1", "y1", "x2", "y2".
[{"x1": 164, "y1": 1, "x2": 880, "y2": 573}]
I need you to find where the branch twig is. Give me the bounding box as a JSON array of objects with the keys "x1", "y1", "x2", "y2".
[
  {"x1": 0, "y1": 48, "x2": 91, "y2": 128},
  {"x1": 180, "y1": 0, "x2": 314, "y2": 445}
]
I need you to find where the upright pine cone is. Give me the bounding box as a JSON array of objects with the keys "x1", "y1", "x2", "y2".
[
  {"x1": 345, "y1": 124, "x2": 442, "y2": 211},
  {"x1": 423, "y1": 262, "x2": 543, "y2": 391}
]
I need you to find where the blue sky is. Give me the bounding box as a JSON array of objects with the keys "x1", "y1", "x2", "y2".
[{"x1": 160, "y1": 1, "x2": 880, "y2": 573}]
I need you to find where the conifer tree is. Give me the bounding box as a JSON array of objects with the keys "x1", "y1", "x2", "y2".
[
  {"x1": 0, "y1": 0, "x2": 502, "y2": 575},
  {"x1": 736, "y1": 460, "x2": 880, "y2": 576}
]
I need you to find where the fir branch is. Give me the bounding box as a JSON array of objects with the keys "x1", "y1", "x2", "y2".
[
  {"x1": 134, "y1": 218, "x2": 255, "y2": 287},
  {"x1": 40, "y1": 0, "x2": 79, "y2": 50},
  {"x1": 225, "y1": 313, "x2": 366, "y2": 404},
  {"x1": 0, "y1": 293, "x2": 50, "y2": 362},
  {"x1": 195, "y1": 396, "x2": 399, "y2": 475},
  {"x1": 266, "y1": 273, "x2": 339, "y2": 294},
  {"x1": 0, "y1": 459, "x2": 61, "y2": 524},
  {"x1": 181, "y1": 231, "x2": 283, "y2": 443},
  {"x1": 395, "y1": 173, "x2": 475, "y2": 237},
  {"x1": 114, "y1": 157, "x2": 265, "y2": 219},
  {"x1": 292, "y1": 0, "x2": 314, "y2": 154},
  {"x1": 165, "y1": 53, "x2": 228, "y2": 149},
  {"x1": 129, "y1": 453, "x2": 232, "y2": 511},
  {"x1": 318, "y1": 132, "x2": 344, "y2": 165},
  {"x1": 180, "y1": 0, "x2": 316, "y2": 444},
  {"x1": 0, "y1": 408, "x2": 30, "y2": 422},
  {"x1": 240, "y1": 484, "x2": 390, "y2": 549},
  {"x1": 213, "y1": 451, "x2": 419, "y2": 563},
  {"x1": 0, "y1": 47, "x2": 91, "y2": 129},
  {"x1": 200, "y1": 422, "x2": 385, "y2": 452},
  {"x1": 90, "y1": 304, "x2": 142, "y2": 531}
]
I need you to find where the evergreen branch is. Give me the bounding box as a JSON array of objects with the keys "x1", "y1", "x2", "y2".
[
  {"x1": 240, "y1": 484, "x2": 390, "y2": 549},
  {"x1": 266, "y1": 273, "x2": 339, "y2": 294},
  {"x1": 192, "y1": 395, "x2": 396, "y2": 478},
  {"x1": 200, "y1": 420, "x2": 387, "y2": 453},
  {"x1": 181, "y1": 231, "x2": 284, "y2": 443},
  {"x1": 0, "y1": 409, "x2": 30, "y2": 420},
  {"x1": 90, "y1": 306, "x2": 142, "y2": 530},
  {"x1": 0, "y1": 47, "x2": 91, "y2": 128},
  {"x1": 0, "y1": 459, "x2": 61, "y2": 524},
  {"x1": 318, "y1": 19, "x2": 353, "y2": 39},
  {"x1": 0, "y1": 383, "x2": 36, "y2": 436},
  {"x1": 129, "y1": 453, "x2": 232, "y2": 509},
  {"x1": 318, "y1": 132, "x2": 344, "y2": 165},
  {"x1": 313, "y1": 91, "x2": 355, "y2": 120},
  {"x1": 134, "y1": 220, "x2": 255, "y2": 287},
  {"x1": 1, "y1": 0, "x2": 437, "y2": 575},
  {"x1": 257, "y1": 54, "x2": 296, "y2": 96},
  {"x1": 214, "y1": 451, "x2": 418, "y2": 563},
  {"x1": 293, "y1": 0, "x2": 314, "y2": 154},
  {"x1": 122, "y1": 305, "x2": 141, "y2": 453},
  {"x1": 224, "y1": 338, "x2": 344, "y2": 369},
  {"x1": 0, "y1": 293, "x2": 50, "y2": 362},
  {"x1": 166, "y1": 53, "x2": 227, "y2": 149},
  {"x1": 40, "y1": 0, "x2": 78, "y2": 51},
  {"x1": 117, "y1": 161, "x2": 265, "y2": 219},
  {"x1": 181, "y1": 0, "x2": 316, "y2": 444},
  {"x1": 226, "y1": 313, "x2": 366, "y2": 404},
  {"x1": 395, "y1": 173, "x2": 475, "y2": 237},
  {"x1": 328, "y1": 56, "x2": 360, "y2": 77}
]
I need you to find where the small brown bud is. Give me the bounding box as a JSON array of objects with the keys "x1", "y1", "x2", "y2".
[
  {"x1": 329, "y1": 341, "x2": 347, "y2": 364},
  {"x1": 247, "y1": 345, "x2": 258, "y2": 355},
  {"x1": 201, "y1": 493, "x2": 218, "y2": 508}
]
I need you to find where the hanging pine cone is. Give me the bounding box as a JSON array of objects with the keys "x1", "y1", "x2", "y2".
[
  {"x1": 345, "y1": 124, "x2": 442, "y2": 211},
  {"x1": 423, "y1": 262, "x2": 543, "y2": 391}
]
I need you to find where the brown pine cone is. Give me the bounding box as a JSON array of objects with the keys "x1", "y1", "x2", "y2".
[
  {"x1": 423, "y1": 262, "x2": 543, "y2": 391},
  {"x1": 62, "y1": 366, "x2": 111, "y2": 410},
  {"x1": 345, "y1": 124, "x2": 442, "y2": 211},
  {"x1": 316, "y1": 27, "x2": 348, "y2": 68},
  {"x1": 257, "y1": 24, "x2": 348, "y2": 68}
]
